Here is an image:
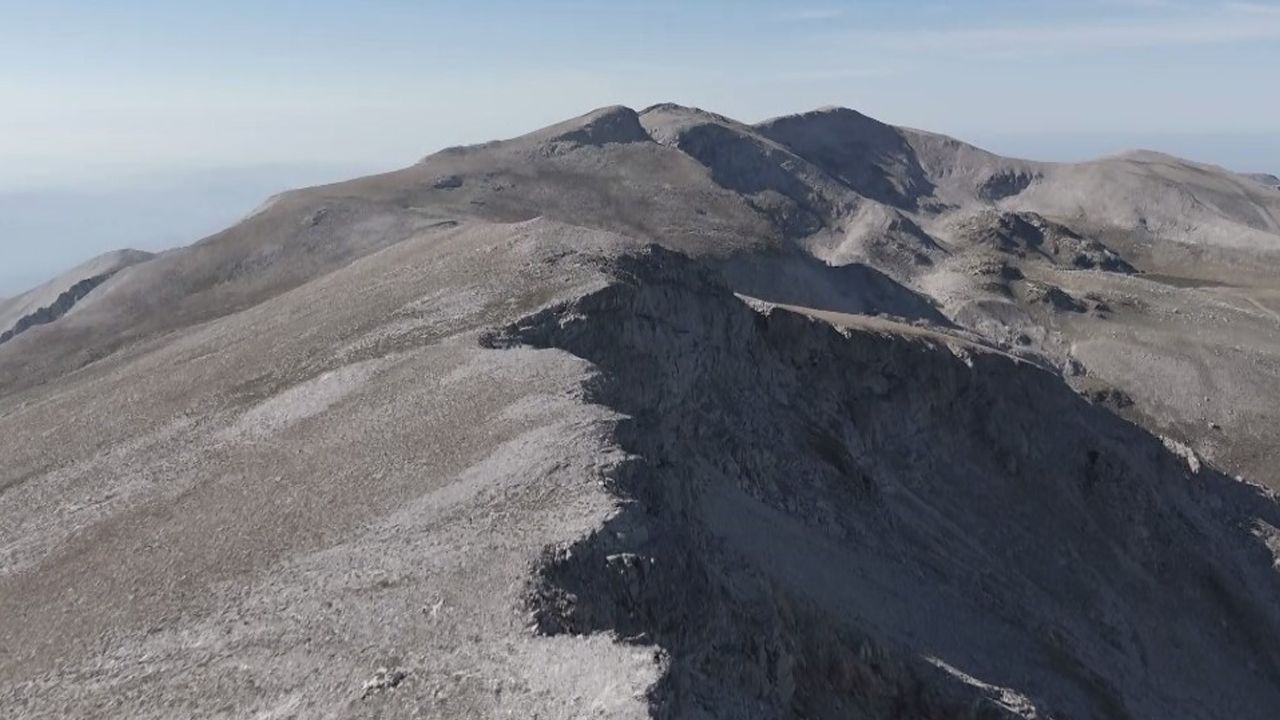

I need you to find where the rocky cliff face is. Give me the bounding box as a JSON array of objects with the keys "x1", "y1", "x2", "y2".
[
  {"x1": 493, "y1": 245, "x2": 1280, "y2": 718},
  {"x1": 0, "y1": 248, "x2": 154, "y2": 339},
  {"x1": 1244, "y1": 173, "x2": 1280, "y2": 189},
  {"x1": 0, "y1": 272, "x2": 113, "y2": 345}
]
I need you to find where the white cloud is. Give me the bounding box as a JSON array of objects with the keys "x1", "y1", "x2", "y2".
[
  {"x1": 780, "y1": 8, "x2": 846, "y2": 21},
  {"x1": 760, "y1": 66, "x2": 896, "y2": 82},
  {"x1": 1110, "y1": 0, "x2": 1185, "y2": 8},
  {"x1": 1222, "y1": 1, "x2": 1280, "y2": 12},
  {"x1": 835, "y1": 3, "x2": 1280, "y2": 55}
]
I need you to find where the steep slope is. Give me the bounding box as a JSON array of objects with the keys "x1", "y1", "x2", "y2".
[
  {"x1": 4, "y1": 104, "x2": 1280, "y2": 488},
  {"x1": 1010, "y1": 151, "x2": 1280, "y2": 261},
  {"x1": 756, "y1": 110, "x2": 1280, "y2": 267},
  {"x1": 779, "y1": 117, "x2": 1277, "y2": 248},
  {"x1": 3, "y1": 106, "x2": 1279, "y2": 489},
  {"x1": 0, "y1": 220, "x2": 666, "y2": 719},
  {"x1": 0, "y1": 106, "x2": 944, "y2": 397},
  {"x1": 756, "y1": 107, "x2": 1042, "y2": 210},
  {"x1": 747, "y1": 109, "x2": 1280, "y2": 487},
  {"x1": 505, "y1": 245, "x2": 1280, "y2": 719},
  {"x1": 1245, "y1": 172, "x2": 1280, "y2": 189},
  {"x1": 0, "y1": 249, "x2": 153, "y2": 342}
]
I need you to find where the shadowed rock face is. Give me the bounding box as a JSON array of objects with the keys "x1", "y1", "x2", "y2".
[
  {"x1": 3, "y1": 105, "x2": 1280, "y2": 719},
  {"x1": 1244, "y1": 173, "x2": 1280, "y2": 189},
  {"x1": 500, "y1": 247, "x2": 1280, "y2": 719},
  {"x1": 0, "y1": 248, "x2": 154, "y2": 340},
  {"x1": 755, "y1": 106, "x2": 937, "y2": 209},
  {"x1": 0, "y1": 272, "x2": 112, "y2": 345},
  {"x1": 951, "y1": 211, "x2": 1136, "y2": 273},
  {"x1": 551, "y1": 105, "x2": 652, "y2": 147}
]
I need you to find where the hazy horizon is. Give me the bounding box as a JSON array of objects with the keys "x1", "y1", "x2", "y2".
[
  {"x1": 3, "y1": 0, "x2": 1279, "y2": 294},
  {"x1": 4, "y1": 122, "x2": 1277, "y2": 299}
]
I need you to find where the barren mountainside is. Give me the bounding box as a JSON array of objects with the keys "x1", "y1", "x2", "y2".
[
  {"x1": 2, "y1": 104, "x2": 1280, "y2": 719},
  {"x1": 0, "y1": 249, "x2": 153, "y2": 345}
]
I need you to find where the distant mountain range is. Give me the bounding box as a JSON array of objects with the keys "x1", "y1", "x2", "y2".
[
  {"x1": 1246, "y1": 172, "x2": 1280, "y2": 188},
  {"x1": 0, "y1": 163, "x2": 380, "y2": 295}
]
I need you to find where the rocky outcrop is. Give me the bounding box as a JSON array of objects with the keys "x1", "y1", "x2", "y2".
[
  {"x1": 0, "y1": 248, "x2": 153, "y2": 344},
  {"x1": 551, "y1": 106, "x2": 652, "y2": 147},
  {"x1": 952, "y1": 212, "x2": 1135, "y2": 273},
  {"x1": 640, "y1": 105, "x2": 842, "y2": 238},
  {"x1": 0, "y1": 272, "x2": 112, "y2": 345},
  {"x1": 488, "y1": 245, "x2": 1280, "y2": 719},
  {"x1": 1243, "y1": 173, "x2": 1280, "y2": 190},
  {"x1": 755, "y1": 107, "x2": 936, "y2": 210},
  {"x1": 977, "y1": 170, "x2": 1036, "y2": 201}
]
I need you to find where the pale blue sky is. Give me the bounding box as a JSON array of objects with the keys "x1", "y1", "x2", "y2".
[
  {"x1": 4, "y1": 0, "x2": 1279, "y2": 181},
  {"x1": 2, "y1": 0, "x2": 1279, "y2": 292}
]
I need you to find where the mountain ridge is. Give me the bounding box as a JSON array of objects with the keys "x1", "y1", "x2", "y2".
[
  {"x1": 3, "y1": 103, "x2": 1280, "y2": 719},
  {"x1": 0, "y1": 248, "x2": 154, "y2": 339}
]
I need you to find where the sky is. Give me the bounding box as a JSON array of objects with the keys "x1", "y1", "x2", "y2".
[{"x1": 2, "y1": 0, "x2": 1279, "y2": 292}]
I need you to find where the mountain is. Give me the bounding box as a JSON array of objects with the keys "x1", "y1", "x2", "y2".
[
  {"x1": 0, "y1": 249, "x2": 154, "y2": 344},
  {"x1": 0, "y1": 163, "x2": 381, "y2": 297},
  {"x1": 2, "y1": 105, "x2": 1279, "y2": 719},
  {"x1": 1245, "y1": 172, "x2": 1280, "y2": 189}
]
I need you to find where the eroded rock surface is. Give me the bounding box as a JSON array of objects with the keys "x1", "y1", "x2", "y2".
[{"x1": 500, "y1": 246, "x2": 1280, "y2": 718}]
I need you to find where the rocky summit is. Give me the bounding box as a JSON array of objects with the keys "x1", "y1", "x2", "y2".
[{"x1": 3, "y1": 104, "x2": 1280, "y2": 719}]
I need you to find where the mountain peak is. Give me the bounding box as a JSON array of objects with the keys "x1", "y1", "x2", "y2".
[
  {"x1": 754, "y1": 105, "x2": 888, "y2": 132},
  {"x1": 544, "y1": 105, "x2": 650, "y2": 146}
]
